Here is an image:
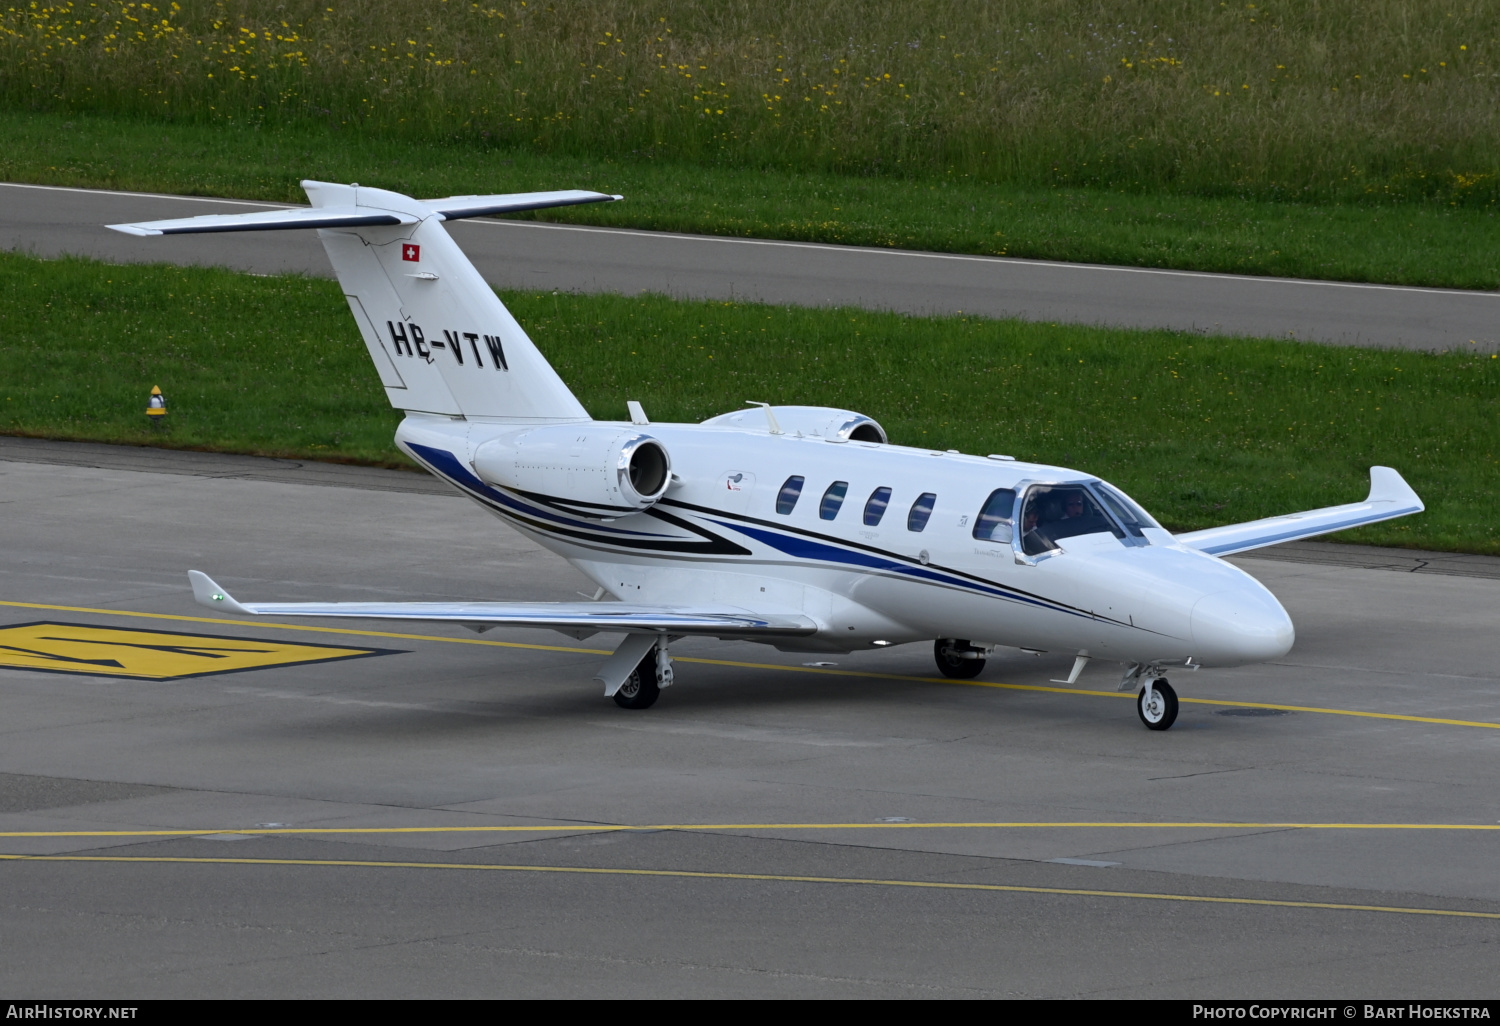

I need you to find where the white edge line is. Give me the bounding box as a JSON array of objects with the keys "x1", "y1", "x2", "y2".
[
  {"x1": 6, "y1": 181, "x2": 1496, "y2": 298},
  {"x1": 0, "y1": 181, "x2": 293, "y2": 209}
]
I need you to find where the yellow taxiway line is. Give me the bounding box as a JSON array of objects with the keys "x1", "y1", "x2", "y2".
[
  {"x1": 3, "y1": 853, "x2": 1497, "y2": 922},
  {"x1": 2, "y1": 598, "x2": 1498, "y2": 731},
  {"x1": 4, "y1": 821, "x2": 1500, "y2": 840}
]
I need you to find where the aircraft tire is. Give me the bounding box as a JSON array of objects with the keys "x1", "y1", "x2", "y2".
[
  {"x1": 934, "y1": 639, "x2": 986, "y2": 680},
  {"x1": 612, "y1": 656, "x2": 661, "y2": 709},
  {"x1": 1137, "y1": 679, "x2": 1178, "y2": 730}
]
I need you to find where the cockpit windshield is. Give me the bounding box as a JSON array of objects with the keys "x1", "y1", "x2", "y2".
[
  {"x1": 1020, "y1": 483, "x2": 1125, "y2": 555},
  {"x1": 1094, "y1": 480, "x2": 1162, "y2": 532}
]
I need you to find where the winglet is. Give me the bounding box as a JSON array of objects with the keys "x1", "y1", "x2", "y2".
[
  {"x1": 1368, "y1": 466, "x2": 1424, "y2": 512},
  {"x1": 188, "y1": 571, "x2": 254, "y2": 614}
]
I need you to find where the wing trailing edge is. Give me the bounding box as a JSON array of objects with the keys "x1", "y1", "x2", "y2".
[
  {"x1": 1175, "y1": 466, "x2": 1424, "y2": 557},
  {"x1": 187, "y1": 571, "x2": 816, "y2": 638}
]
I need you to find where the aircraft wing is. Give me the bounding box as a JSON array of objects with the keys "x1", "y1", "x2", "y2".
[
  {"x1": 1175, "y1": 466, "x2": 1424, "y2": 557},
  {"x1": 188, "y1": 572, "x2": 816, "y2": 638}
]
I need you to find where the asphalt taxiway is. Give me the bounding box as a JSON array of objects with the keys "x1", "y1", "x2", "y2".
[
  {"x1": 3, "y1": 181, "x2": 1498, "y2": 350},
  {"x1": 1, "y1": 439, "x2": 1498, "y2": 997}
]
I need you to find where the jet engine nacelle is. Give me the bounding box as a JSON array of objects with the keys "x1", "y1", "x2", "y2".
[
  {"x1": 701, "y1": 405, "x2": 888, "y2": 443},
  {"x1": 471, "y1": 425, "x2": 672, "y2": 519}
]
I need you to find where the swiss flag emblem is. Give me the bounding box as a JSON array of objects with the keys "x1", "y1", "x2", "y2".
[{"x1": 402, "y1": 244, "x2": 420, "y2": 262}]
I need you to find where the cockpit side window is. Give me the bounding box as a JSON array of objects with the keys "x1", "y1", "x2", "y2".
[
  {"x1": 864, "y1": 486, "x2": 892, "y2": 526},
  {"x1": 907, "y1": 492, "x2": 937, "y2": 532},
  {"x1": 819, "y1": 481, "x2": 849, "y2": 520},
  {"x1": 775, "y1": 475, "x2": 805, "y2": 515},
  {"x1": 1019, "y1": 484, "x2": 1124, "y2": 555},
  {"x1": 972, "y1": 488, "x2": 1017, "y2": 542}
]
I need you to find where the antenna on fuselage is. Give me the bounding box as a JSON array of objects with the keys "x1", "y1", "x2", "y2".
[{"x1": 745, "y1": 401, "x2": 782, "y2": 435}]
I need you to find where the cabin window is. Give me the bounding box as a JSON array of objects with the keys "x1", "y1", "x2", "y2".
[
  {"x1": 863, "y1": 486, "x2": 892, "y2": 526},
  {"x1": 907, "y1": 492, "x2": 937, "y2": 532},
  {"x1": 819, "y1": 481, "x2": 849, "y2": 520},
  {"x1": 1019, "y1": 484, "x2": 1124, "y2": 555},
  {"x1": 775, "y1": 476, "x2": 805, "y2": 515},
  {"x1": 973, "y1": 488, "x2": 1017, "y2": 543}
]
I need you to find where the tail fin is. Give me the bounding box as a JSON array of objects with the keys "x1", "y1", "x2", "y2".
[{"x1": 108, "y1": 181, "x2": 620, "y2": 422}]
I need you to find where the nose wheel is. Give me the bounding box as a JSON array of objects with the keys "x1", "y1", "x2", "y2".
[{"x1": 1137, "y1": 678, "x2": 1178, "y2": 730}]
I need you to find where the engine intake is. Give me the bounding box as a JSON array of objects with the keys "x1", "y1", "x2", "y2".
[{"x1": 471, "y1": 425, "x2": 672, "y2": 519}]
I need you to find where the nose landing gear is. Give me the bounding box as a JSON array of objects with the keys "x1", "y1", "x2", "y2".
[
  {"x1": 1119, "y1": 663, "x2": 1181, "y2": 730},
  {"x1": 1136, "y1": 678, "x2": 1179, "y2": 730}
]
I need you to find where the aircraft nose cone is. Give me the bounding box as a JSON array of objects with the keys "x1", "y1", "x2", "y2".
[{"x1": 1190, "y1": 588, "x2": 1294, "y2": 666}]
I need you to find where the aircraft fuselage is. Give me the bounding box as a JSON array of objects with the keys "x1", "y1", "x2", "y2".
[{"x1": 396, "y1": 412, "x2": 1295, "y2": 668}]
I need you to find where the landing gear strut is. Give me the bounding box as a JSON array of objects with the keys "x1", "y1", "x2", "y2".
[
  {"x1": 1136, "y1": 678, "x2": 1179, "y2": 731},
  {"x1": 934, "y1": 638, "x2": 987, "y2": 679}
]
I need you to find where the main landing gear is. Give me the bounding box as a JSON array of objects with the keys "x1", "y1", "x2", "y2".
[
  {"x1": 934, "y1": 638, "x2": 988, "y2": 679},
  {"x1": 609, "y1": 636, "x2": 675, "y2": 710},
  {"x1": 613, "y1": 655, "x2": 661, "y2": 709}
]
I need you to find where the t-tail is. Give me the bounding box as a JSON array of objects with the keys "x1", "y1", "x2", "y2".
[{"x1": 109, "y1": 181, "x2": 620, "y2": 422}]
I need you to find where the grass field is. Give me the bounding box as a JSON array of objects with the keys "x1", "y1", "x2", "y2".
[
  {"x1": 7, "y1": 111, "x2": 1500, "y2": 290},
  {"x1": 4, "y1": 251, "x2": 1496, "y2": 553},
  {"x1": 4, "y1": 3, "x2": 1500, "y2": 288},
  {"x1": 5, "y1": 0, "x2": 1497, "y2": 205}
]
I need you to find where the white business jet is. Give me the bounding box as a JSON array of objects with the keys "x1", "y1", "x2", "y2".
[{"x1": 109, "y1": 182, "x2": 1424, "y2": 730}]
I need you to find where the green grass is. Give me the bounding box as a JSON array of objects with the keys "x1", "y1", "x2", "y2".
[
  {"x1": 4, "y1": 251, "x2": 1497, "y2": 553},
  {"x1": 5, "y1": 0, "x2": 1499, "y2": 205},
  {"x1": 5, "y1": 1, "x2": 1500, "y2": 288},
  {"x1": 7, "y1": 110, "x2": 1500, "y2": 290}
]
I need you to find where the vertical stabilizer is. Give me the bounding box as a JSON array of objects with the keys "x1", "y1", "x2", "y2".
[
  {"x1": 312, "y1": 185, "x2": 589, "y2": 421},
  {"x1": 107, "y1": 179, "x2": 616, "y2": 423}
]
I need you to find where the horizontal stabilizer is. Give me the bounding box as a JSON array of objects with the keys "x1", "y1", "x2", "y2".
[
  {"x1": 1176, "y1": 466, "x2": 1424, "y2": 557},
  {"x1": 107, "y1": 189, "x2": 619, "y2": 237},
  {"x1": 425, "y1": 190, "x2": 622, "y2": 221},
  {"x1": 108, "y1": 206, "x2": 420, "y2": 236},
  {"x1": 188, "y1": 571, "x2": 816, "y2": 638}
]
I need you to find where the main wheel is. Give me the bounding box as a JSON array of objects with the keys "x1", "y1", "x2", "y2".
[
  {"x1": 934, "y1": 638, "x2": 986, "y2": 679},
  {"x1": 1137, "y1": 678, "x2": 1178, "y2": 730},
  {"x1": 612, "y1": 655, "x2": 661, "y2": 709}
]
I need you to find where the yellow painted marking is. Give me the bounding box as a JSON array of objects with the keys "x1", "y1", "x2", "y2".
[
  {"x1": 3, "y1": 853, "x2": 1497, "y2": 921},
  {"x1": 0, "y1": 599, "x2": 605, "y2": 654},
  {"x1": 3, "y1": 821, "x2": 1499, "y2": 840},
  {"x1": 1, "y1": 599, "x2": 1497, "y2": 729},
  {"x1": 0, "y1": 621, "x2": 385, "y2": 680}
]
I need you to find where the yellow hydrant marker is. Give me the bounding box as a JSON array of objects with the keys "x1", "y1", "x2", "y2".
[
  {"x1": 146, "y1": 385, "x2": 167, "y2": 418},
  {"x1": 0, "y1": 622, "x2": 392, "y2": 680}
]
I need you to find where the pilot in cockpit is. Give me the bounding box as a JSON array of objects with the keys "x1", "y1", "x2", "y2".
[{"x1": 1061, "y1": 492, "x2": 1086, "y2": 519}]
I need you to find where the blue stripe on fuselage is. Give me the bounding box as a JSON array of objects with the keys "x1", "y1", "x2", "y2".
[
  {"x1": 405, "y1": 443, "x2": 663, "y2": 537},
  {"x1": 712, "y1": 518, "x2": 1091, "y2": 620},
  {"x1": 410, "y1": 443, "x2": 1105, "y2": 625}
]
